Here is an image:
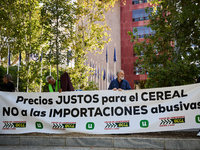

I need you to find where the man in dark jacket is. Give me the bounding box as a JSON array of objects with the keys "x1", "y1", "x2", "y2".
[
  {"x1": 46, "y1": 72, "x2": 74, "y2": 93},
  {"x1": 108, "y1": 70, "x2": 131, "y2": 91}
]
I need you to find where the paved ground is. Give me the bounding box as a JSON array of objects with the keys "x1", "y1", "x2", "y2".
[
  {"x1": 1, "y1": 130, "x2": 200, "y2": 150},
  {"x1": 1, "y1": 130, "x2": 198, "y2": 139}
]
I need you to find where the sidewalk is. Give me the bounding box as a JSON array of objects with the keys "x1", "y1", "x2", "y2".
[{"x1": 0, "y1": 131, "x2": 200, "y2": 150}]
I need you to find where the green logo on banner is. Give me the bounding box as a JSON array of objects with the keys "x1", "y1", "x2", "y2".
[
  {"x1": 140, "y1": 120, "x2": 149, "y2": 128},
  {"x1": 86, "y1": 122, "x2": 95, "y2": 130},
  {"x1": 35, "y1": 122, "x2": 43, "y2": 129},
  {"x1": 195, "y1": 115, "x2": 200, "y2": 123}
]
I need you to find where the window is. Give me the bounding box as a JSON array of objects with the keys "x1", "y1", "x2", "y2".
[
  {"x1": 132, "y1": 9, "x2": 152, "y2": 22},
  {"x1": 132, "y1": 0, "x2": 148, "y2": 5},
  {"x1": 133, "y1": 26, "x2": 155, "y2": 39},
  {"x1": 132, "y1": 0, "x2": 139, "y2": 5},
  {"x1": 132, "y1": 9, "x2": 143, "y2": 22}
]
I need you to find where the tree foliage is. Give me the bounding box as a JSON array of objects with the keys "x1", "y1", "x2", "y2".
[
  {"x1": 128, "y1": 0, "x2": 200, "y2": 88},
  {"x1": 0, "y1": 0, "x2": 44, "y2": 92},
  {"x1": 0, "y1": 0, "x2": 120, "y2": 92},
  {"x1": 67, "y1": 0, "x2": 119, "y2": 90}
]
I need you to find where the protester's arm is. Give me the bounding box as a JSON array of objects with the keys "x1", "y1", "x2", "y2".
[
  {"x1": 126, "y1": 81, "x2": 131, "y2": 90},
  {"x1": 118, "y1": 88, "x2": 122, "y2": 91},
  {"x1": 108, "y1": 81, "x2": 118, "y2": 91},
  {"x1": 59, "y1": 88, "x2": 62, "y2": 93}
]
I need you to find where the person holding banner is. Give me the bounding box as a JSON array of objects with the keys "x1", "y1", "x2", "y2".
[
  {"x1": 0, "y1": 74, "x2": 15, "y2": 92},
  {"x1": 108, "y1": 70, "x2": 131, "y2": 91},
  {"x1": 46, "y1": 72, "x2": 74, "y2": 93}
]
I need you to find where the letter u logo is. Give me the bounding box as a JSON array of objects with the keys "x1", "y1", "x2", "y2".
[
  {"x1": 88, "y1": 124, "x2": 92, "y2": 128},
  {"x1": 86, "y1": 122, "x2": 95, "y2": 130},
  {"x1": 195, "y1": 115, "x2": 200, "y2": 123}
]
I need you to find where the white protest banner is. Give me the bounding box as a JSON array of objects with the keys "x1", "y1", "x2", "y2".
[{"x1": 0, "y1": 83, "x2": 200, "y2": 134}]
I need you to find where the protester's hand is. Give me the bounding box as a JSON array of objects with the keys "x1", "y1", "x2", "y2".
[
  {"x1": 59, "y1": 88, "x2": 62, "y2": 93},
  {"x1": 118, "y1": 88, "x2": 122, "y2": 91},
  {"x1": 113, "y1": 88, "x2": 117, "y2": 91}
]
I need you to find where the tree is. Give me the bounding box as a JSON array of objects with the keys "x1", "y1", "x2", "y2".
[
  {"x1": 40, "y1": 0, "x2": 76, "y2": 91},
  {"x1": 0, "y1": 0, "x2": 44, "y2": 92},
  {"x1": 0, "y1": 0, "x2": 122, "y2": 92},
  {"x1": 128, "y1": 0, "x2": 200, "y2": 88},
  {"x1": 67, "y1": 0, "x2": 119, "y2": 90}
]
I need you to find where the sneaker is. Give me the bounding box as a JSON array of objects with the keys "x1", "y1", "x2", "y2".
[{"x1": 197, "y1": 131, "x2": 200, "y2": 136}]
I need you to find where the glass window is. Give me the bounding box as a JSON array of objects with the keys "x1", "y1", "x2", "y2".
[
  {"x1": 132, "y1": 9, "x2": 151, "y2": 22},
  {"x1": 138, "y1": 26, "x2": 144, "y2": 35},
  {"x1": 144, "y1": 16, "x2": 149, "y2": 20},
  {"x1": 132, "y1": 0, "x2": 148, "y2": 5},
  {"x1": 133, "y1": 26, "x2": 154, "y2": 39},
  {"x1": 139, "y1": 0, "x2": 143, "y2": 4},
  {"x1": 132, "y1": 0, "x2": 139, "y2": 5},
  {"x1": 134, "y1": 26, "x2": 144, "y2": 38},
  {"x1": 144, "y1": 26, "x2": 150, "y2": 35},
  {"x1": 132, "y1": 9, "x2": 143, "y2": 22}
]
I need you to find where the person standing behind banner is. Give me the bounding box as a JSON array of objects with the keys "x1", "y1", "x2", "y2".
[
  {"x1": 60, "y1": 72, "x2": 74, "y2": 92},
  {"x1": 0, "y1": 74, "x2": 15, "y2": 92},
  {"x1": 108, "y1": 70, "x2": 131, "y2": 91},
  {"x1": 46, "y1": 72, "x2": 74, "y2": 93}
]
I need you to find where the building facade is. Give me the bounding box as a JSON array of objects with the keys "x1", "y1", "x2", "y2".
[
  {"x1": 120, "y1": 0, "x2": 151, "y2": 89},
  {"x1": 87, "y1": 0, "x2": 152, "y2": 90}
]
